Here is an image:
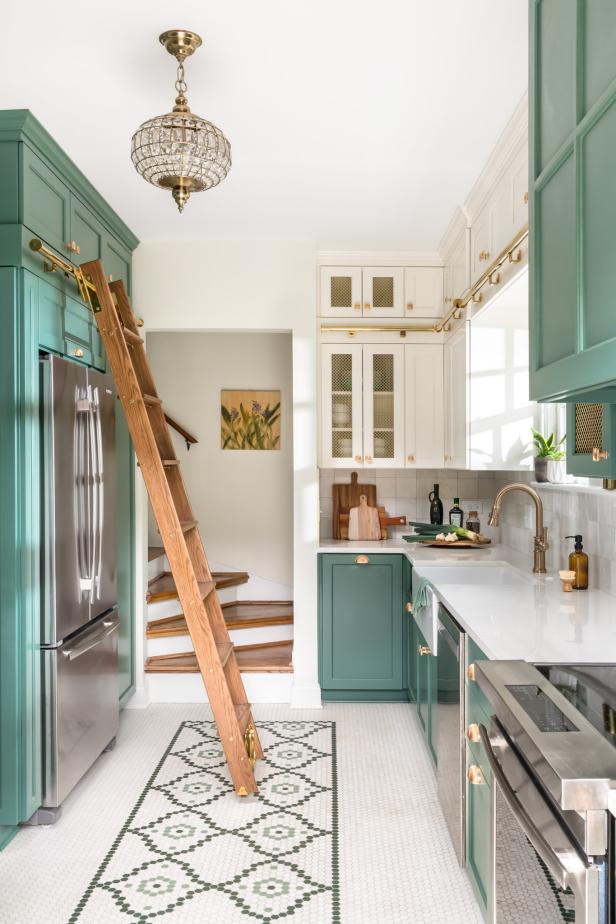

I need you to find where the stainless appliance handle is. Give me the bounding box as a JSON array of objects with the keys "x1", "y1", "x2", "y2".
[
  {"x1": 75, "y1": 390, "x2": 92, "y2": 593},
  {"x1": 93, "y1": 386, "x2": 104, "y2": 599},
  {"x1": 477, "y1": 724, "x2": 590, "y2": 891},
  {"x1": 437, "y1": 622, "x2": 459, "y2": 658},
  {"x1": 61, "y1": 613, "x2": 120, "y2": 662},
  {"x1": 87, "y1": 385, "x2": 98, "y2": 605}
]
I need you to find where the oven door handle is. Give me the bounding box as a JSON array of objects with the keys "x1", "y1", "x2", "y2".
[{"x1": 477, "y1": 724, "x2": 591, "y2": 892}]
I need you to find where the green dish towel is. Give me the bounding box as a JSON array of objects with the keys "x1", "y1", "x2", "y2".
[{"x1": 413, "y1": 576, "x2": 432, "y2": 609}]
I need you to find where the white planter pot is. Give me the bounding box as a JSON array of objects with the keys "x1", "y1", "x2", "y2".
[{"x1": 547, "y1": 459, "x2": 568, "y2": 484}]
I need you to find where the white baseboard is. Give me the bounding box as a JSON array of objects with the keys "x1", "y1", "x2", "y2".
[
  {"x1": 122, "y1": 687, "x2": 151, "y2": 709},
  {"x1": 290, "y1": 682, "x2": 323, "y2": 709}
]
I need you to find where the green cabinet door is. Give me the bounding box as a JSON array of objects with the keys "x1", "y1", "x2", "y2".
[
  {"x1": 319, "y1": 554, "x2": 405, "y2": 698},
  {"x1": 416, "y1": 623, "x2": 437, "y2": 765},
  {"x1": 21, "y1": 145, "x2": 71, "y2": 257},
  {"x1": 69, "y1": 195, "x2": 105, "y2": 265},
  {"x1": 466, "y1": 739, "x2": 493, "y2": 920},
  {"x1": 530, "y1": 1, "x2": 616, "y2": 403},
  {"x1": 103, "y1": 236, "x2": 132, "y2": 294}
]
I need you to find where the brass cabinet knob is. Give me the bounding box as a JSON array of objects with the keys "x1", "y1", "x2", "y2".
[
  {"x1": 467, "y1": 723, "x2": 481, "y2": 744},
  {"x1": 354, "y1": 302, "x2": 361, "y2": 311},
  {"x1": 406, "y1": 302, "x2": 414, "y2": 311},
  {"x1": 405, "y1": 602, "x2": 413, "y2": 613},
  {"x1": 444, "y1": 296, "x2": 452, "y2": 304},
  {"x1": 467, "y1": 663, "x2": 477, "y2": 682},
  {"x1": 418, "y1": 645, "x2": 432, "y2": 656},
  {"x1": 592, "y1": 447, "x2": 609, "y2": 462},
  {"x1": 72, "y1": 347, "x2": 84, "y2": 358},
  {"x1": 478, "y1": 250, "x2": 490, "y2": 262},
  {"x1": 354, "y1": 454, "x2": 363, "y2": 463},
  {"x1": 136, "y1": 316, "x2": 145, "y2": 328},
  {"x1": 355, "y1": 555, "x2": 370, "y2": 565},
  {"x1": 365, "y1": 455, "x2": 373, "y2": 463},
  {"x1": 364, "y1": 302, "x2": 371, "y2": 310},
  {"x1": 66, "y1": 240, "x2": 81, "y2": 255},
  {"x1": 523, "y1": 191, "x2": 529, "y2": 204},
  {"x1": 407, "y1": 454, "x2": 416, "y2": 462},
  {"x1": 467, "y1": 765, "x2": 485, "y2": 786}
]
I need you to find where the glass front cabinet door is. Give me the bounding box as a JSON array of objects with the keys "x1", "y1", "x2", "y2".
[
  {"x1": 321, "y1": 344, "x2": 364, "y2": 467},
  {"x1": 362, "y1": 345, "x2": 405, "y2": 468}
]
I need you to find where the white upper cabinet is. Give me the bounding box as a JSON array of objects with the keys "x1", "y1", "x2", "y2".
[
  {"x1": 362, "y1": 345, "x2": 405, "y2": 467},
  {"x1": 444, "y1": 323, "x2": 468, "y2": 469},
  {"x1": 403, "y1": 267, "x2": 444, "y2": 319},
  {"x1": 405, "y1": 344, "x2": 444, "y2": 467},
  {"x1": 320, "y1": 344, "x2": 364, "y2": 467},
  {"x1": 320, "y1": 267, "x2": 362, "y2": 318},
  {"x1": 470, "y1": 204, "x2": 493, "y2": 284},
  {"x1": 362, "y1": 267, "x2": 404, "y2": 318}
]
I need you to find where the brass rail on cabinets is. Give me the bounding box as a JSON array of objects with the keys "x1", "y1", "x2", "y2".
[{"x1": 29, "y1": 238, "x2": 144, "y2": 326}]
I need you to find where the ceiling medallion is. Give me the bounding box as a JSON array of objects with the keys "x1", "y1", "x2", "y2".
[{"x1": 131, "y1": 29, "x2": 232, "y2": 213}]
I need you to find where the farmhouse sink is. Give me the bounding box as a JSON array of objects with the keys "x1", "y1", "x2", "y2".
[{"x1": 415, "y1": 562, "x2": 538, "y2": 588}]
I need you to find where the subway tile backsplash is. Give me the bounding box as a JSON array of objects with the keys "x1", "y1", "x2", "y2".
[{"x1": 319, "y1": 468, "x2": 616, "y2": 597}]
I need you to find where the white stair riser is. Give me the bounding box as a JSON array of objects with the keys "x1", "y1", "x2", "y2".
[
  {"x1": 146, "y1": 584, "x2": 240, "y2": 622},
  {"x1": 146, "y1": 672, "x2": 294, "y2": 704},
  {"x1": 147, "y1": 624, "x2": 293, "y2": 658},
  {"x1": 147, "y1": 554, "x2": 167, "y2": 582}
]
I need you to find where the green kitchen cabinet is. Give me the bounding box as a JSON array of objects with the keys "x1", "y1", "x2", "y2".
[
  {"x1": 0, "y1": 110, "x2": 138, "y2": 846},
  {"x1": 530, "y1": 1, "x2": 616, "y2": 409},
  {"x1": 415, "y1": 622, "x2": 437, "y2": 765},
  {"x1": 566, "y1": 402, "x2": 616, "y2": 479},
  {"x1": 319, "y1": 553, "x2": 407, "y2": 701},
  {"x1": 466, "y1": 739, "x2": 493, "y2": 920},
  {"x1": 408, "y1": 613, "x2": 419, "y2": 703}
]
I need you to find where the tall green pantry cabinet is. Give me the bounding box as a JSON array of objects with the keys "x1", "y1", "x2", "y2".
[{"x1": 0, "y1": 110, "x2": 139, "y2": 847}]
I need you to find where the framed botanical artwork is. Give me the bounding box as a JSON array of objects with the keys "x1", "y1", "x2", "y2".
[{"x1": 220, "y1": 389, "x2": 281, "y2": 450}]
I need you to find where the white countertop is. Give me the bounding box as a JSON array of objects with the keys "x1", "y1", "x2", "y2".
[{"x1": 318, "y1": 539, "x2": 616, "y2": 664}]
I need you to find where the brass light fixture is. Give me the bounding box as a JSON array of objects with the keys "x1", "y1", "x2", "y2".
[{"x1": 131, "y1": 29, "x2": 231, "y2": 213}]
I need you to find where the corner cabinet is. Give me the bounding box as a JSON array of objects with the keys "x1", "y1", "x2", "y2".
[
  {"x1": 320, "y1": 342, "x2": 444, "y2": 469},
  {"x1": 530, "y1": 0, "x2": 616, "y2": 403},
  {"x1": 0, "y1": 110, "x2": 138, "y2": 846},
  {"x1": 318, "y1": 553, "x2": 409, "y2": 701}
]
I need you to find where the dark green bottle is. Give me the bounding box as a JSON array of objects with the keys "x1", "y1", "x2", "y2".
[
  {"x1": 449, "y1": 497, "x2": 464, "y2": 527},
  {"x1": 429, "y1": 484, "x2": 443, "y2": 525}
]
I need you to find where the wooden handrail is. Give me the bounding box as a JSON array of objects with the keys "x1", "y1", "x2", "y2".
[{"x1": 165, "y1": 413, "x2": 199, "y2": 450}]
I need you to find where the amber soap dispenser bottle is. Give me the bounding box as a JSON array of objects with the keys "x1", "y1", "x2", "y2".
[{"x1": 566, "y1": 535, "x2": 589, "y2": 590}]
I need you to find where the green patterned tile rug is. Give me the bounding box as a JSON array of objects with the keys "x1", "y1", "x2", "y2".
[{"x1": 70, "y1": 720, "x2": 339, "y2": 923}]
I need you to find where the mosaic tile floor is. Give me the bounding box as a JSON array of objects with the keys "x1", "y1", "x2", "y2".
[{"x1": 1, "y1": 704, "x2": 483, "y2": 923}]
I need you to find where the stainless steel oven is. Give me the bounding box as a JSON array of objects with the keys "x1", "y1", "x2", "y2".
[{"x1": 475, "y1": 660, "x2": 616, "y2": 924}]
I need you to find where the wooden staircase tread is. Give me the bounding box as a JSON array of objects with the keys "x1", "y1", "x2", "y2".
[
  {"x1": 147, "y1": 572, "x2": 215, "y2": 603},
  {"x1": 145, "y1": 641, "x2": 233, "y2": 673},
  {"x1": 122, "y1": 326, "x2": 143, "y2": 346},
  {"x1": 148, "y1": 546, "x2": 165, "y2": 562},
  {"x1": 147, "y1": 600, "x2": 293, "y2": 637},
  {"x1": 145, "y1": 641, "x2": 293, "y2": 674},
  {"x1": 143, "y1": 393, "x2": 162, "y2": 406}
]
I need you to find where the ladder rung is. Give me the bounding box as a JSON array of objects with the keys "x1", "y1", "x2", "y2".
[
  {"x1": 137, "y1": 459, "x2": 180, "y2": 468},
  {"x1": 143, "y1": 393, "x2": 162, "y2": 406},
  {"x1": 122, "y1": 326, "x2": 143, "y2": 346},
  {"x1": 235, "y1": 704, "x2": 252, "y2": 733},
  {"x1": 180, "y1": 519, "x2": 198, "y2": 533},
  {"x1": 218, "y1": 642, "x2": 234, "y2": 668}
]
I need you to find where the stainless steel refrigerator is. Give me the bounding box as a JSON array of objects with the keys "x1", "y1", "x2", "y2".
[{"x1": 37, "y1": 354, "x2": 120, "y2": 821}]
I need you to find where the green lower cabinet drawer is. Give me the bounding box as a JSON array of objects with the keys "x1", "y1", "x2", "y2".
[
  {"x1": 466, "y1": 739, "x2": 493, "y2": 921},
  {"x1": 467, "y1": 637, "x2": 491, "y2": 723},
  {"x1": 64, "y1": 336, "x2": 92, "y2": 366},
  {"x1": 319, "y1": 554, "x2": 406, "y2": 700}
]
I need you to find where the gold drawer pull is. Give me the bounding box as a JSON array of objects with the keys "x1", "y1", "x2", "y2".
[
  {"x1": 592, "y1": 447, "x2": 609, "y2": 462},
  {"x1": 467, "y1": 663, "x2": 476, "y2": 682},
  {"x1": 364, "y1": 302, "x2": 371, "y2": 310},
  {"x1": 523, "y1": 191, "x2": 529, "y2": 204},
  {"x1": 407, "y1": 454, "x2": 416, "y2": 462},
  {"x1": 355, "y1": 555, "x2": 370, "y2": 565},
  {"x1": 467, "y1": 723, "x2": 481, "y2": 744},
  {"x1": 364, "y1": 455, "x2": 373, "y2": 463},
  {"x1": 354, "y1": 302, "x2": 361, "y2": 311},
  {"x1": 72, "y1": 347, "x2": 84, "y2": 358},
  {"x1": 478, "y1": 250, "x2": 490, "y2": 262},
  {"x1": 468, "y1": 765, "x2": 485, "y2": 786},
  {"x1": 66, "y1": 240, "x2": 81, "y2": 255},
  {"x1": 405, "y1": 602, "x2": 413, "y2": 613},
  {"x1": 418, "y1": 645, "x2": 432, "y2": 657},
  {"x1": 354, "y1": 454, "x2": 363, "y2": 463},
  {"x1": 406, "y1": 302, "x2": 414, "y2": 311}
]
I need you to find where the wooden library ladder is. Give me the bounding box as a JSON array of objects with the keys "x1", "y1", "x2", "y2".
[{"x1": 81, "y1": 259, "x2": 262, "y2": 796}]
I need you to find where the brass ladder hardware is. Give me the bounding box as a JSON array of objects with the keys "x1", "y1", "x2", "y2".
[
  {"x1": 75, "y1": 258, "x2": 262, "y2": 797},
  {"x1": 355, "y1": 555, "x2": 370, "y2": 565},
  {"x1": 405, "y1": 602, "x2": 413, "y2": 613},
  {"x1": 418, "y1": 644, "x2": 432, "y2": 657},
  {"x1": 244, "y1": 724, "x2": 256, "y2": 770},
  {"x1": 592, "y1": 447, "x2": 609, "y2": 462}
]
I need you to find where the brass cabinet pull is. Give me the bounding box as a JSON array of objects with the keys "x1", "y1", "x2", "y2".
[
  {"x1": 405, "y1": 602, "x2": 413, "y2": 613},
  {"x1": 66, "y1": 240, "x2": 81, "y2": 255},
  {"x1": 364, "y1": 455, "x2": 373, "y2": 463},
  {"x1": 354, "y1": 454, "x2": 363, "y2": 463},
  {"x1": 355, "y1": 555, "x2": 369, "y2": 564},
  {"x1": 523, "y1": 191, "x2": 529, "y2": 204},
  {"x1": 407, "y1": 454, "x2": 416, "y2": 462},
  {"x1": 468, "y1": 765, "x2": 485, "y2": 786},
  {"x1": 418, "y1": 645, "x2": 432, "y2": 656},
  {"x1": 353, "y1": 302, "x2": 361, "y2": 311},
  {"x1": 467, "y1": 723, "x2": 481, "y2": 744},
  {"x1": 136, "y1": 316, "x2": 145, "y2": 328},
  {"x1": 72, "y1": 347, "x2": 84, "y2": 358},
  {"x1": 406, "y1": 302, "x2": 414, "y2": 311},
  {"x1": 478, "y1": 250, "x2": 490, "y2": 262},
  {"x1": 467, "y1": 663, "x2": 477, "y2": 682},
  {"x1": 364, "y1": 302, "x2": 371, "y2": 310},
  {"x1": 592, "y1": 447, "x2": 609, "y2": 462}
]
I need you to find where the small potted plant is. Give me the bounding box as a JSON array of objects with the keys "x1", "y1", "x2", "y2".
[{"x1": 532, "y1": 428, "x2": 567, "y2": 483}]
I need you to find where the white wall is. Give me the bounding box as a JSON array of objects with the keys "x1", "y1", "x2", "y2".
[
  {"x1": 146, "y1": 331, "x2": 293, "y2": 590},
  {"x1": 133, "y1": 241, "x2": 320, "y2": 708}
]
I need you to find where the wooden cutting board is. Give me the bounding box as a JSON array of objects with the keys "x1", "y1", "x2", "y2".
[
  {"x1": 332, "y1": 471, "x2": 378, "y2": 539},
  {"x1": 348, "y1": 495, "x2": 382, "y2": 540}
]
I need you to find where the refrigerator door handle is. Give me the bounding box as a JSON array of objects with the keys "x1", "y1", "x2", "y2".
[
  {"x1": 93, "y1": 386, "x2": 104, "y2": 599},
  {"x1": 76, "y1": 388, "x2": 92, "y2": 593},
  {"x1": 87, "y1": 385, "x2": 99, "y2": 605},
  {"x1": 61, "y1": 612, "x2": 120, "y2": 662}
]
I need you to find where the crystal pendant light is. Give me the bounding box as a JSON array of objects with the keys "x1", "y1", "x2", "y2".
[{"x1": 131, "y1": 29, "x2": 231, "y2": 213}]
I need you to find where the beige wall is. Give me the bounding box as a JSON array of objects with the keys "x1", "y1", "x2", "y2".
[{"x1": 147, "y1": 332, "x2": 293, "y2": 588}]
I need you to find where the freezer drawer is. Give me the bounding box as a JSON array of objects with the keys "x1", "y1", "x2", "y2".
[{"x1": 42, "y1": 611, "x2": 120, "y2": 808}]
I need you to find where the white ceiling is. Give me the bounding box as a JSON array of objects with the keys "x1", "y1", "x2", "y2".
[{"x1": 4, "y1": 1, "x2": 528, "y2": 249}]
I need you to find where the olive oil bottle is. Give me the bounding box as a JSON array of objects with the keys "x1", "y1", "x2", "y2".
[{"x1": 429, "y1": 484, "x2": 443, "y2": 525}]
